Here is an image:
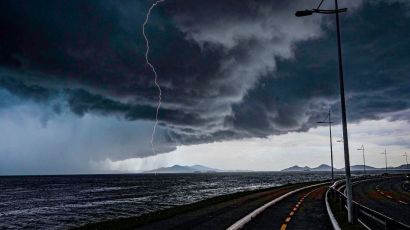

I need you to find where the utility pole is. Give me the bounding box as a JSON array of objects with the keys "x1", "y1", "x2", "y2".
[
  {"x1": 334, "y1": 0, "x2": 354, "y2": 223},
  {"x1": 357, "y1": 145, "x2": 366, "y2": 177},
  {"x1": 382, "y1": 149, "x2": 388, "y2": 174},
  {"x1": 317, "y1": 110, "x2": 334, "y2": 183},
  {"x1": 403, "y1": 152, "x2": 409, "y2": 173},
  {"x1": 295, "y1": 0, "x2": 353, "y2": 223}
]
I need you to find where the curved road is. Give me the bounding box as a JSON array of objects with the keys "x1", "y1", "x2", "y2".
[
  {"x1": 353, "y1": 176, "x2": 410, "y2": 226},
  {"x1": 242, "y1": 185, "x2": 331, "y2": 230},
  {"x1": 136, "y1": 183, "x2": 306, "y2": 230}
]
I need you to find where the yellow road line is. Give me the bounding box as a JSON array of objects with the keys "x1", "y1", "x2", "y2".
[
  {"x1": 279, "y1": 186, "x2": 322, "y2": 229},
  {"x1": 399, "y1": 200, "x2": 408, "y2": 205}
]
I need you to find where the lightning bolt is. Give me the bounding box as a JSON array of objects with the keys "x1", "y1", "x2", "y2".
[{"x1": 143, "y1": 0, "x2": 165, "y2": 159}]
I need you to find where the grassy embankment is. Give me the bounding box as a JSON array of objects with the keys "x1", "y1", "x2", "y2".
[{"x1": 328, "y1": 191, "x2": 366, "y2": 230}]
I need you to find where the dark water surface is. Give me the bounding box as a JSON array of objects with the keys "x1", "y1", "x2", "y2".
[{"x1": 0, "y1": 172, "x2": 332, "y2": 229}]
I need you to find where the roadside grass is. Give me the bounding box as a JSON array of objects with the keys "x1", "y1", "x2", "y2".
[{"x1": 329, "y1": 197, "x2": 365, "y2": 230}]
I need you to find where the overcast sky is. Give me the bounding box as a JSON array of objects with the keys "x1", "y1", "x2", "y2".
[{"x1": 0, "y1": 0, "x2": 409, "y2": 175}]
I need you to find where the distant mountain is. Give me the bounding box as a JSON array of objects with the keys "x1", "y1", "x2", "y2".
[
  {"x1": 144, "y1": 164, "x2": 220, "y2": 173},
  {"x1": 311, "y1": 164, "x2": 337, "y2": 172},
  {"x1": 145, "y1": 165, "x2": 193, "y2": 173},
  {"x1": 147, "y1": 164, "x2": 409, "y2": 174},
  {"x1": 281, "y1": 165, "x2": 311, "y2": 172},
  {"x1": 189, "y1": 165, "x2": 218, "y2": 172},
  {"x1": 282, "y1": 164, "x2": 409, "y2": 172},
  {"x1": 387, "y1": 164, "x2": 409, "y2": 170},
  {"x1": 282, "y1": 164, "x2": 337, "y2": 172},
  {"x1": 342, "y1": 165, "x2": 377, "y2": 171}
]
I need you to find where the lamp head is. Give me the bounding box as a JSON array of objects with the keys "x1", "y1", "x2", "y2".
[{"x1": 295, "y1": 10, "x2": 314, "y2": 17}]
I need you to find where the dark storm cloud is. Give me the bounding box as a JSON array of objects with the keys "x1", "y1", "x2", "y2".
[
  {"x1": 0, "y1": 0, "x2": 409, "y2": 158},
  {"x1": 231, "y1": 0, "x2": 410, "y2": 136},
  {"x1": 0, "y1": 76, "x2": 55, "y2": 102}
]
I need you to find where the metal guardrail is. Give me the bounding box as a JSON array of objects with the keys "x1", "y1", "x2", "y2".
[
  {"x1": 326, "y1": 182, "x2": 342, "y2": 230},
  {"x1": 327, "y1": 177, "x2": 410, "y2": 230}
]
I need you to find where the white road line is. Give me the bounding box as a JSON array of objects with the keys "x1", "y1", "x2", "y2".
[{"x1": 399, "y1": 200, "x2": 408, "y2": 205}]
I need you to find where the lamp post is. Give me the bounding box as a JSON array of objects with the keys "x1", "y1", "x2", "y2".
[
  {"x1": 381, "y1": 149, "x2": 388, "y2": 174},
  {"x1": 403, "y1": 152, "x2": 409, "y2": 173},
  {"x1": 317, "y1": 110, "x2": 334, "y2": 183},
  {"x1": 295, "y1": 0, "x2": 354, "y2": 223},
  {"x1": 357, "y1": 145, "x2": 366, "y2": 177}
]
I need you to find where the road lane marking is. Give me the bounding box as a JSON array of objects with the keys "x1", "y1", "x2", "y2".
[
  {"x1": 376, "y1": 182, "x2": 409, "y2": 205},
  {"x1": 279, "y1": 187, "x2": 322, "y2": 230},
  {"x1": 227, "y1": 182, "x2": 329, "y2": 230},
  {"x1": 399, "y1": 200, "x2": 408, "y2": 205}
]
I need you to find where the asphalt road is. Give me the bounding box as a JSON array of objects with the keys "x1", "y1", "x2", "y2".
[
  {"x1": 135, "y1": 183, "x2": 304, "y2": 230},
  {"x1": 353, "y1": 176, "x2": 410, "y2": 226},
  {"x1": 242, "y1": 185, "x2": 331, "y2": 230}
]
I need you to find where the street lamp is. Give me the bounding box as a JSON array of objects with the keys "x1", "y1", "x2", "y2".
[
  {"x1": 357, "y1": 145, "x2": 366, "y2": 177},
  {"x1": 403, "y1": 152, "x2": 409, "y2": 173},
  {"x1": 317, "y1": 109, "x2": 334, "y2": 183},
  {"x1": 295, "y1": 8, "x2": 347, "y2": 17},
  {"x1": 295, "y1": 0, "x2": 354, "y2": 223},
  {"x1": 381, "y1": 149, "x2": 388, "y2": 174}
]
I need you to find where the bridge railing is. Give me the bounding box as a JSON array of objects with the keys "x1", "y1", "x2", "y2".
[{"x1": 328, "y1": 179, "x2": 410, "y2": 230}]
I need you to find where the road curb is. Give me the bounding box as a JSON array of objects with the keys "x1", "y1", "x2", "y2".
[{"x1": 227, "y1": 182, "x2": 329, "y2": 230}]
